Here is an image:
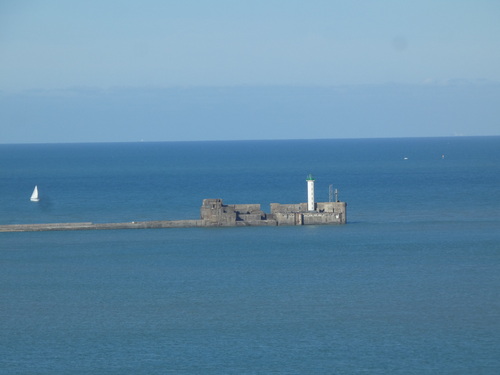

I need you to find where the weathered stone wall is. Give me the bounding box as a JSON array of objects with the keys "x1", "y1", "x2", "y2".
[
  {"x1": 274, "y1": 213, "x2": 294, "y2": 226},
  {"x1": 270, "y1": 201, "x2": 346, "y2": 225},
  {"x1": 270, "y1": 203, "x2": 308, "y2": 214},
  {"x1": 200, "y1": 199, "x2": 237, "y2": 226},
  {"x1": 200, "y1": 199, "x2": 268, "y2": 226},
  {"x1": 302, "y1": 212, "x2": 344, "y2": 225},
  {"x1": 235, "y1": 219, "x2": 277, "y2": 227},
  {"x1": 230, "y1": 204, "x2": 262, "y2": 213},
  {"x1": 316, "y1": 202, "x2": 343, "y2": 213},
  {"x1": 237, "y1": 213, "x2": 265, "y2": 222},
  {"x1": 274, "y1": 212, "x2": 304, "y2": 226}
]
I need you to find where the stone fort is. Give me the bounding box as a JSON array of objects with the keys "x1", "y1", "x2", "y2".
[{"x1": 200, "y1": 174, "x2": 346, "y2": 226}]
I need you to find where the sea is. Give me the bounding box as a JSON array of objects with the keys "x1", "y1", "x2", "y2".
[{"x1": 1, "y1": 137, "x2": 499, "y2": 374}]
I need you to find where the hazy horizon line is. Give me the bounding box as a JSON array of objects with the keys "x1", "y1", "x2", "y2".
[{"x1": 2, "y1": 134, "x2": 499, "y2": 146}]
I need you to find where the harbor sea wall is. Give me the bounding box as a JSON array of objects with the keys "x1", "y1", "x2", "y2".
[
  {"x1": 269, "y1": 201, "x2": 347, "y2": 225},
  {"x1": 0, "y1": 198, "x2": 347, "y2": 233},
  {"x1": 0, "y1": 218, "x2": 280, "y2": 232},
  {"x1": 0, "y1": 220, "x2": 205, "y2": 232}
]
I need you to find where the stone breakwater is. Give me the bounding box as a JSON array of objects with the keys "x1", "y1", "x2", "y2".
[
  {"x1": 0, "y1": 198, "x2": 346, "y2": 233},
  {"x1": 0, "y1": 220, "x2": 205, "y2": 232},
  {"x1": 0, "y1": 219, "x2": 280, "y2": 233}
]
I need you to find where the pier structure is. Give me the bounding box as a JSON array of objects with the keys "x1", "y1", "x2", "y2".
[{"x1": 0, "y1": 175, "x2": 346, "y2": 232}]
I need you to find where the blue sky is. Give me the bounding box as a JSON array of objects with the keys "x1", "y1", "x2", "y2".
[{"x1": 1, "y1": 0, "x2": 499, "y2": 143}]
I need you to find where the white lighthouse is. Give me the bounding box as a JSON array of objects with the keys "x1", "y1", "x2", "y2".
[{"x1": 306, "y1": 173, "x2": 315, "y2": 211}]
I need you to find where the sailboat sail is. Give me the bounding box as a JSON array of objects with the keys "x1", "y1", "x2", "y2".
[{"x1": 30, "y1": 185, "x2": 39, "y2": 202}]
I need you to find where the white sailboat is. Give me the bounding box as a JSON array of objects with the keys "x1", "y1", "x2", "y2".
[{"x1": 30, "y1": 185, "x2": 40, "y2": 202}]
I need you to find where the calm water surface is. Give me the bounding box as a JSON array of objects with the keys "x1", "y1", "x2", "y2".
[{"x1": 1, "y1": 137, "x2": 499, "y2": 374}]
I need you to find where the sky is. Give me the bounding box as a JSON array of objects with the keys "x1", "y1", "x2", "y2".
[{"x1": 1, "y1": 0, "x2": 499, "y2": 143}]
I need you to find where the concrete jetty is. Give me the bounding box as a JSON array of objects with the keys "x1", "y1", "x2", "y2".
[
  {"x1": 2, "y1": 176, "x2": 346, "y2": 233},
  {"x1": 0, "y1": 220, "x2": 206, "y2": 233},
  {"x1": 0, "y1": 199, "x2": 346, "y2": 233}
]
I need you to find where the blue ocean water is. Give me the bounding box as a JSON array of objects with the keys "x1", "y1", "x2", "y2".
[{"x1": 1, "y1": 137, "x2": 499, "y2": 374}]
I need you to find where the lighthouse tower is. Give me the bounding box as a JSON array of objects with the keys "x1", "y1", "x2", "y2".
[{"x1": 306, "y1": 173, "x2": 315, "y2": 211}]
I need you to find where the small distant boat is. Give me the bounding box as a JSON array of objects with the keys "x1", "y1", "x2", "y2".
[{"x1": 30, "y1": 186, "x2": 40, "y2": 202}]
